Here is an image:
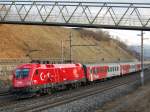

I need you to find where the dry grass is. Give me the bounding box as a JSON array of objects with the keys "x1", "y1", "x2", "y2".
[{"x1": 0, "y1": 24, "x2": 135, "y2": 62}]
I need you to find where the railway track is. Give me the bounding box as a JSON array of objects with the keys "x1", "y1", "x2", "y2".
[
  {"x1": 0, "y1": 91, "x2": 15, "y2": 107},
  {"x1": 25, "y1": 79, "x2": 139, "y2": 112},
  {"x1": 0, "y1": 69, "x2": 150, "y2": 112},
  {"x1": 4, "y1": 73, "x2": 144, "y2": 111},
  {"x1": 0, "y1": 91, "x2": 9, "y2": 96},
  {"x1": 22, "y1": 70, "x2": 150, "y2": 112},
  {"x1": 0, "y1": 87, "x2": 10, "y2": 96}
]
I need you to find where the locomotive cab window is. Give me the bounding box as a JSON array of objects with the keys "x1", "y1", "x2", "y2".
[{"x1": 15, "y1": 68, "x2": 29, "y2": 79}]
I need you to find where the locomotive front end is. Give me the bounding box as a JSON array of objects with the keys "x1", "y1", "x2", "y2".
[
  {"x1": 11, "y1": 64, "x2": 36, "y2": 97},
  {"x1": 13, "y1": 68, "x2": 31, "y2": 88}
]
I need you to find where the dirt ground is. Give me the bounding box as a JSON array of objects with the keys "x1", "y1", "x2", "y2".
[{"x1": 96, "y1": 82, "x2": 150, "y2": 112}]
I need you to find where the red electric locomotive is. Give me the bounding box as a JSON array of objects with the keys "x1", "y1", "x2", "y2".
[{"x1": 12, "y1": 63, "x2": 86, "y2": 96}]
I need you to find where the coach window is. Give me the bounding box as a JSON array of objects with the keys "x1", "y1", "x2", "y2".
[
  {"x1": 110, "y1": 67, "x2": 112, "y2": 72},
  {"x1": 95, "y1": 68, "x2": 96, "y2": 74},
  {"x1": 93, "y1": 68, "x2": 95, "y2": 74},
  {"x1": 90, "y1": 69, "x2": 93, "y2": 74},
  {"x1": 96, "y1": 68, "x2": 98, "y2": 74},
  {"x1": 97, "y1": 68, "x2": 100, "y2": 73},
  {"x1": 109, "y1": 67, "x2": 111, "y2": 72},
  {"x1": 94, "y1": 68, "x2": 97, "y2": 74}
]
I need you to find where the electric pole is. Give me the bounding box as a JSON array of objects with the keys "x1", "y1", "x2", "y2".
[
  {"x1": 141, "y1": 30, "x2": 144, "y2": 86},
  {"x1": 68, "y1": 32, "x2": 96, "y2": 63},
  {"x1": 69, "y1": 32, "x2": 72, "y2": 63},
  {"x1": 61, "y1": 40, "x2": 64, "y2": 63}
]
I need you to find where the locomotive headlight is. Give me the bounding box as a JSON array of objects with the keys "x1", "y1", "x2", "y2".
[
  {"x1": 30, "y1": 80, "x2": 38, "y2": 85},
  {"x1": 27, "y1": 81, "x2": 32, "y2": 85},
  {"x1": 32, "y1": 80, "x2": 37, "y2": 84}
]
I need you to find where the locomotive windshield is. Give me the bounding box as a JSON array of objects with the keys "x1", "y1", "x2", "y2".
[{"x1": 15, "y1": 69, "x2": 29, "y2": 79}]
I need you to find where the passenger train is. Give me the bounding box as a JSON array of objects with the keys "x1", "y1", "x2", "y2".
[{"x1": 11, "y1": 62, "x2": 150, "y2": 97}]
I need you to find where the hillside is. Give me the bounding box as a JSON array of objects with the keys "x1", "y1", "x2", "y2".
[{"x1": 0, "y1": 24, "x2": 136, "y2": 63}]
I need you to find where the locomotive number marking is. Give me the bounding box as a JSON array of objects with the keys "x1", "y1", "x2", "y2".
[
  {"x1": 40, "y1": 72, "x2": 44, "y2": 81},
  {"x1": 40, "y1": 72, "x2": 51, "y2": 81}
]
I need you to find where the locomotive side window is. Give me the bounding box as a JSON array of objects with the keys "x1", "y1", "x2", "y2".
[
  {"x1": 15, "y1": 69, "x2": 29, "y2": 78},
  {"x1": 35, "y1": 69, "x2": 38, "y2": 75},
  {"x1": 94, "y1": 68, "x2": 97, "y2": 74}
]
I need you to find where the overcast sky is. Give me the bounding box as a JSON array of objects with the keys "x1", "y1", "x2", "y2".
[
  {"x1": 89, "y1": 0, "x2": 150, "y2": 46},
  {"x1": 102, "y1": 29, "x2": 150, "y2": 46}
]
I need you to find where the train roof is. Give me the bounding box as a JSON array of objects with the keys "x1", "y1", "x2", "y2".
[
  {"x1": 83, "y1": 62, "x2": 141, "y2": 67},
  {"x1": 16, "y1": 63, "x2": 82, "y2": 69}
]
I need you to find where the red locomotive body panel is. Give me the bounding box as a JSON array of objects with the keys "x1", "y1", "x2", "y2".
[
  {"x1": 54, "y1": 64, "x2": 85, "y2": 83},
  {"x1": 13, "y1": 63, "x2": 85, "y2": 89},
  {"x1": 85, "y1": 65, "x2": 108, "y2": 81},
  {"x1": 31, "y1": 64, "x2": 85, "y2": 85}
]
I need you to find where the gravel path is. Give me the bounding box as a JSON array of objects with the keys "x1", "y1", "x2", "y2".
[{"x1": 96, "y1": 77, "x2": 150, "y2": 112}]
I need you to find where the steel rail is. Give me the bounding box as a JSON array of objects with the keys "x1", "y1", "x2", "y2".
[{"x1": 0, "y1": 91, "x2": 9, "y2": 96}]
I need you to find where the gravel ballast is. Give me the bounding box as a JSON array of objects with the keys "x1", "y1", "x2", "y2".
[{"x1": 42, "y1": 81, "x2": 140, "y2": 112}]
